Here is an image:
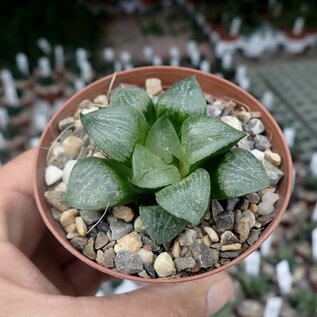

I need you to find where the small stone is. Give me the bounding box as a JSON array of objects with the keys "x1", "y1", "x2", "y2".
[
  {"x1": 134, "y1": 216, "x2": 146, "y2": 233},
  {"x1": 62, "y1": 136, "x2": 83, "y2": 159},
  {"x1": 115, "y1": 251, "x2": 143, "y2": 275},
  {"x1": 51, "y1": 208, "x2": 61, "y2": 221},
  {"x1": 81, "y1": 107, "x2": 99, "y2": 114},
  {"x1": 265, "y1": 149, "x2": 281, "y2": 166},
  {"x1": 60, "y1": 209, "x2": 78, "y2": 226},
  {"x1": 93, "y1": 95, "x2": 108, "y2": 107},
  {"x1": 262, "y1": 159, "x2": 284, "y2": 185},
  {"x1": 58, "y1": 117, "x2": 75, "y2": 131},
  {"x1": 114, "y1": 232, "x2": 142, "y2": 253},
  {"x1": 65, "y1": 223, "x2": 77, "y2": 234},
  {"x1": 203, "y1": 227, "x2": 219, "y2": 242},
  {"x1": 220, "y1": 250, "x2": 241, "y2": 259},
  {"x1": 246, "y1": 192, "x2": 260, "y2": 204},
  {"x1": 79, "y1": 210, "x2": 103, "y2": 226},
  {"x1": 237, "y1": 111, "x2": 251, "y2": 123},
  {"x1": 72, "y1": 127, "x2": 85, "y2": 139},
  {"x1": 45, "y1": 165, "x2": 63, "y2": 186},
  {"x1": 262, "y1": 192, "x2": 280, "y2": 204},
  {"x1": 247, "y1": 229, "x2": 261, "y2": 245},
  {"x1": 191, "y1": 240, "x2": 219, "y2": 268},
  {"x1": 249, "y1": 203, "x2": 258, "y2": 213},
  {"x1": 93, "y1": 151, "x2": 107, "y2": 159},
  {"x1": 107, "y1": 215, "x2": 117, "y2": 224},
  {"x1": 251, "y1": 111, "x2": 261, "y2": 118},
  {"x1": 253, "y1": 222, "x2": 262, "y2": 229},
  {"x1": 75, "y1": 216, "x2": 87, "y2": 237},
  {"x1": 137, "y1": 248, "x2": 154, "y2": 264},
  {"x1": 254, "y1": 135, "x2": 271, "y2": 151},
  {"x1": 95, "y1": 232, "x2": 109, "y2": 249},
  {"x1": 247, "y1": 119, "x2": 265, "y2": 135},
  {"x1": 211, "y1": 200, "x2": 224, "y2": 221},
  {"x1": 180, "y1": 246, "x2": 189, "y2": 257},
  {"x1": 178, "y1": 229, "x2": 197, "y2": 246},
  {"x1": 221, "y1": 243, "x2": 241, "y2": 251},
  {"x1": 63, "y1": 160, "x2": 77, "y2": 184},
  {"x1": 221, "y1": 116, "x2": 243, "y2": 131},
  {"x1": 144, "y1": 264, "x2": 156, "y2": 278},
  {"x1": 257, "y1": 201, "x2": 274, "y2": 216},
  {"x1": 251, "y1": 149, "x2": 265, "y2": 161},
  {"x1": 53, "y1": 153, "x2": 68, "y2": 169},
  {"x1": 227, "y1": 198, "x2": 240, "y2": 211},
  {"x1": 154, "y1": 252, "x2": 176, "y2": 277},
  {"x1": 54, "y1": 182, "x2": 67, "y2": 192},
  {"x1": 240, "y1": 199, "x2": 250, "y2": 211},
  {"x1": 238, "y1": 137, "x2": 252, "y2": 151},
  {"x1": 210, "y1": 243, "x2": 222, "y2": 250},
  {"x1": 103, "y1": 241, "x2": 116, "y2": 251},
  {"x1": 66, "y1": 232, "x2": 80, "y2": 240},
  {"x1": 96, "y1": 250, "x2": 106, "y2": 266},
  {"x1": 96, "y1": 221, "x2": 110, "y2": 234},
  {"x1": 45, "y1": 190, "x2": 69, "y2": 212},
  {"x1": 171, "y1": 240, "x2": 181, "y2": 258},
  {"x1": 112, "y1": 205, "x2": 134, "y2": 222},
  {"x1": 77, "y1": 146, "x2": 88, "y2": 160},
  {"x1": 104, "y1": 248, "x2": 115, "y2": 268},
  {"x1": 202, "y1": 234, "x2": 212, "y2": 247},
  {"x1": 110, "y1": 222, "x2": 133, "y2": 240},
  {"x1": 83, "y1": 237, "x2": 96, "y2": 260},
  {"x1": 220, "y1": 231, "x2": 239, "y2": 245},
  {"x1": 204, "y1": 211, "x2": 211, "y2": 221},
  {"x1": 174, "y1": 257, "x2": 196, "y2": 271},
  {"x1": 70, "y1": 237, "x2": 88, "y2": 250},
  {"x1": 215, "y1": 211, "x2": 234, "y2": 234},
  {"x1": 257, "y1": 212, "x2": 276, "y2": 226},
  {"x1": 234, "y1": 210, "x2": 255, "y2": 243},
  {"x1": 145, "y1": 78, "x2": 162, "y2": 96},
  {"x1": 261, "y1": 187, "x2": 276, "y2": 195},
  {"x1": 204, "y1": 93, "x2": 214, "y2": 104},
  {"x1": 79, "y1": 99, "x2": 92, "y2": 109},
  {"x1": 207, "y1": 104, "x2": 221, "y2": 117}
]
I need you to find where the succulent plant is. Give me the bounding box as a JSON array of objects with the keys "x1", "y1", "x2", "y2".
[{"x1": 64, "y1": 76, "x2": 270, "y2": 244}]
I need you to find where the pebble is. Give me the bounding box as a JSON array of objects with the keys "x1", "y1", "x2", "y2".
[
  {"x1": 77, "y1": 146, "x2": 88, "y2": 160},
  {"x1": 53, "y1": 153, "x2": 68, "y2": 170},
  {"x1": 203, "y1": 227, "x2": 219, "y2": 242},
  {"x1": 246, "y1": 192, "x2": 260, "y2": 204},
  {"x1": 75, "y1": 216, "x2": 87, "y2": 237},
  {"x1": 54, "y1": 182, "x2": 67, "y2": 192},
  {"x1": 51, "y1": 208, "x2": 61, "y2": 221},
  {"x1": 210, "y1": 243, "x2": 222, "y2": 251},
  {"x1": 238, "y1": 137, "x2": 252, "y2": 151},
  {"x1": 65, "y1": 223, "x2": 77, "y2": 234},
  {"x1": 221, "y1": 116, "x2": 243, "y2": 131},
  {"x1": 247, "y1": 118, "x2": 265, "y2": 135},
  {"x1": 114, "y1": 232, "x2": 142, "y2": 253},
  {"x1": 221, "y1": 243, "x2": 241, "y2": 251},
  {"x1": 93, "y1": 95, "x2": 108, "y2": 107},
  {"x1": 154, "y1": 252, "x2": 176, "y2": 277},
  {"x1": 191, "y1": 239, "x2": 219, "y2": 268},
  {"x1": 254, "y1": 134, "x2": 271, "y2": 151},
  {"x1": 265, "y1": 148, "x2": 281, "y2": 166},
  {"x1": 174, "y1": 257, "x2": 196, "y2": 271},
  {"x1": 145, "y1": 78, "x2": 162, "y2": 96},
  {"x1": 261, "y1": 187, "x2": 276, "y2": 195},
  {"x1": 171, "y1": 240, "x2": 181, "y2": 258},
  {"x1": 67, "y1": 232, "x2": 80, "y2": 240},
  {"x1": 202, "y1": 234, "x2": 212, "y2": 247},
  {"x1": 104, "y1": 248, "x2": 115, "y2": 268},
  {"x1": 83, "y1": 237, "x2": 96, "y2": 260},
  {"x1": 138, "y1": 269, "x2": 151, "y2": 279},
  {"x1": 204, "y1": 211, "x2": 211, "y2": 221},
  {"x1": 79, "y1": 99, "x2": 92, "y2": 109},
  {"x1": 107, "y1": 215, "x2": 118, "y2": 224},
  {"x1": 249, "y1": 203, "x2": 258, "y2": 213},
  {"x1": 257, "y1": 201, "x2": 274, "y2": 215},
  {"x1": 60, "y1": 208, "x2": 78, "y2": 226},
  {"x1": 257, "y1": 212, "x2": 276, "y2": 226},
  {"x1": 237, "y1": 111, "x2": 251, "y2": 123},
  {"x1": 215, "y1": 211, "x2": 235, "y2": 234},
  {"x1": 211, "y1": 200, "x2": 224, "y2": 221},
  {"x1": 204, "y1": 93, "x2": 214, "y2": 104},
  {"x1": 207, "y1": 105, "x2": 222, "y2": 117},
  {"x1": 95, "y1": 232, "x2": 109, "y2": 249},
  {"x1": 262, "y1": 192, "x2": 280, "y2": 204},
  {"x1": 251, "y1": 149, "x2": 265, "y2": 161},
  {"x1": 45, "y1": 190, "x2": 69, "y2": 212},
  {"x1": 178, "y1": 229, "x2": 197, "y2": 246},
  {"x1": 45, "y1": 165, "x2": 63, "y2": 186},
  {"x1": 227, "y1": 198, "x2": 240, "y2": 211},
  {"x1": 96, "y1": 250, "x2": 106, "y2": 266},
  {"x1": 79, "y1": 209, "x2": 103, "y2": 226},
  {"x1": 137, "y1": 248, "x2": 154, "y2": 265},
  {"x1": 234, "y1": 210, "x2": 255, "y2": 243},
  {"x1": 112, "y1": 206, "x2": 134, "y2": 222},
  {"x1": 247, "y1": 229, "x2": 261, "y2": 245},
  {"x1": 133, "y1": 216, "x2": 146, "y2": 234},
  {"x1": 220, "y1": 231, "x2": 239, "y2": 245},
  {"x1": 103, "y1": 241, "x2": 116, "y2": 251},
  {"x1": 115, "y1": 251, "x2": 143, "y2": 275},
  {"x1": 110, "y1": 222, "x2": 133, "y2": 240},
  {"x1": 144, "y1": 264, "x2": 156, "y2": 278},
  {"x1": 262, "y1": 159, "x2": 284, "y2": 185},
  {"x1": 62, "y1": 136, "x2": 83, "y2": 159},
  {"x1": 58, "y1": 117, "x2": 74, "y2": 131},
  {"x1": 63, "y1": 160, "x2": 77, "y2": 184},
  {"x1": 220, "y1": 250, "x2": 241, "y2": 259},
  {"x1": 240, "y1": 199, "x2": 250, "y2": 211},
  {"x1": 70, "y1": 237, "x2": 88, "y2": 250},
  {"x1": 81, "y1": 107, "x2": 99, "y2": 114}
]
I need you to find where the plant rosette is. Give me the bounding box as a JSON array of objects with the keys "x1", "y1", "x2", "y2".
[{"x1": 34, "y1": 67, "x2": 292, "y2": 283}]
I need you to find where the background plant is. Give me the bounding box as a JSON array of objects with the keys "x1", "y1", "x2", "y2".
[{"x1": 64, "y1": 76, "x2": 270, "y2": 244}]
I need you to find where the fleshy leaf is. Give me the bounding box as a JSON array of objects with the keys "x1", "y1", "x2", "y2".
[
  {"x1": 156, "y1": 76, "x2": 207, "y2": 130},
  {"x1": 210, "y1": 148, "x2": 270, "y2": 199},
  {"x1": 155, "y1": 168, "x2": 210, "y2": 225},
  {"x1": 64, "y1": 157, "x2": 137, "y2": 210},
  {"x1": 140, "y1": 205, "x2": 188, "y2": 245},
  {"x1": 132, "y1": 144, "x2": 181, "y2": 189},
  {"x1": 110, "y1": 85, "x2": 155, "y2": 124},
  {"x1": 81, "y1": 106, "x2": 148, "y2": 163},
  {"x1": 181, "y1": 115, "x2": 245, "y2": 166},
  {"x1": 145, "y1": 114, "x2": 181, "y2": 164}
]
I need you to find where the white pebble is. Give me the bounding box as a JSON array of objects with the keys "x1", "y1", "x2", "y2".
[
  {"x1": 134, "y1": 216, "x2": 146, "y2": 233},
  {"x1": 154, "y1": 252, "x2": 176, "y2": 278},
  {"x1": 54, "y1": 182, "x2": 67, "y2": 192},
  {"x1": 221, "y1": 116, "x2": 243, "y2": 131},
  {"x1": 145, "y1": 78, "x2": 162, "y2": 96},
  {"x1": 258, "y1": 201, "x2": 275, "y2": 215},
  {"x1": 81, "y1": 107, "x2": 99, "y2": 114},
  {"x1": 60, "y1": 209, "x2": 78, "y2": 226},
  {"x1": 63, "y1": 160, "x2": 77, "y2": 184},
  {"x1": 203, "y1": 227, "x2": 219, "y2": 242},
  {"x1": 75, "y1": 216, "x2": 87, "y2": 237},
  {"x1": 251, "y1": 149, "x2": 265, "y2": 161},
  {"x1": 45, "y1": 165, "x2": 63, "y2": 186},
  {"x1": 262, "y1": 192, "x2": 280, "y2": 205},
  {"x1": 137, "y1": 248, "x2": 154, "y2": 265},
  {"x1": 93, "y1": 95, "x2": 108, "y2": 107}
]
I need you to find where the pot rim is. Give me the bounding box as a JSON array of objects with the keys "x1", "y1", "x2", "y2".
[{"x1": 33, "y1": 66, "x2": 293, "y2": 284}]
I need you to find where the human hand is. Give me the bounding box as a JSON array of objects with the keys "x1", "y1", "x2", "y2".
[{"x1": 0, "y1": 149, "x2": 232, "y2": 316}]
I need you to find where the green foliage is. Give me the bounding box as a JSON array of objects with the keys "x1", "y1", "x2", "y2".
[
  {"x1": 66, "y1": 77, "x2": 270, "y2": 244},
  {"x1": 288, "y1": 288, "x2": 317, "y2": 317}
]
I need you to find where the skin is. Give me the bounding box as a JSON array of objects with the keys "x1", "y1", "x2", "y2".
[{"x1": 0, "y1": 150, "x2": 232, "y2": 317}]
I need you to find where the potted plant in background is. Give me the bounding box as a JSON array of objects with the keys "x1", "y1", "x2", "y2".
[{"x1": 34, "y1": 66, "x2": 292, "y2": 283}]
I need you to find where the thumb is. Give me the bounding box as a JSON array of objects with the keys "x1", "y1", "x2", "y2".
[{"x1": 75, "y1": 272, "x2": 232, "y2": 317}]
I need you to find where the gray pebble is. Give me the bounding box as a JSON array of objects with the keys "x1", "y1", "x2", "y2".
[
  {"x1": 79, "y1": 210, "x2": 103, "y2": 226},
  {"x1": 191, "y1": 239, "x2": 219, "y2": 268},
  {"x1": 174, "y1": 257, "x2": 196, "y2": 271},
  {"x1": 76, "y1": 146, "x2": 88, "y2": 160},
  {"x1": 220, "y1": 250, "x2": 241, "y2": 259},
  {"x1": 207, "y1": 105, "x2": 222, "y2": 117},
  {"x1": 110, "y1": 222, "x2": 133, "y2": 240},
  {"x1": 227, "y1": 198, "x2": 240, "y2": 211},
  {"x1": 115, "y1": 251, "x2": 143, "y2": 275},
  {"x1": 53, "y1": 153, "x2": 68, "y2": 169},
  {"x1": 58, "y1": 117, "x2": 74, "y2": 131},
  {"x1": 144, "y1": 264, "x2": 156, "y2": 278},
  {"x1": 215, "y1": 211, "x2": 234, "y2": 234},
  {"x1": 70, "y1": 237, "x2": 88, "y2": 250},
  {"x1": 246, "y1": 192, "x2": 260, "y2": 204},
  {"x1": 262, "y1": 159, "x2": 284, "y2": 185},
  {"x1": 59, "y1": 129, "x2": 73, "y2": 143},
  {"x1": 247, "y1": 229, "x2": 261, "y2": 246},
  {"x1": 247, "y1": 119, "x2": 265, "y2": 135},
  {"x1": 45, "y1": 190, "x2": 68, "y2": 212},
  {"x1": 237, "y1": 137, "x2": 252, "y2": 151},
  {"x1": 72, "y1": 127, "x2": 85, "y2": 139},
  {"x1": 103, "y1": 240, "x2": 116, "y2": 251},
  {"x1": 240, "y1": 199, "x2": 250, "y2": 211},
  {"x1": 95, "y1": 232, "x2": 109, "y2": 249},
  {"x1": 179, "y1": 229, "x2": 197, "y2": 246},
  {"x1": 254, "y1": 135, "x2": 271, "y2": 151},
  {"x1": 257, "y1": 212, "x2": 276, "y2": 226},
  {"x1": 138, "y1": 269, "x2": 151, "y2": 279},
  {"x1": 51, "y1": 208, "x2": 61, "y2": 221},
  {"x1": 104, "y1": 247, "x2": 115, "y2": 268},
  {"x1": 83, "y1": 237, "x2": 96, "y2": 260},
  {"x1": 211, "y1": 200, "x2": 224, "y2": 221},
  {"x1": 220, "y1": 231, "x2": 239, "y2": 245},
  {"x1": 96, "y1": 221, "x2": 110, "y2": 234},
  {"x1": 210, "y1": 243, "x2": 222, "y2": 250}
]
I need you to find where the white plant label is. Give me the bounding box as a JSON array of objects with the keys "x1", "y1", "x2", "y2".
[
  {"x1": 80, "y1": 61, "x2": 92, "y2": 83},
  {"x1": 73, "y1": 78, "x2": 85, "y2": 92},
  {"x1": 244, "y1": 250, "x2": 261, "y2": 276},
  {"x1": 103, "y1": 47, "x2": 114, "y2": 62},
  {"x1": 283, "y1": 127, "x2": 296, "y2": 148},
  {"x1": 310, "y1": 152, "x2": 317, "y2": 177},
  {"x1": 312, "y1": 227, "x2": 317, "y2": 260},
  {"x1": 0, "y1": 132, "x2": 7, "y2": 150},
  {"x1": 229, "y1": 17, "x2": 241, "y2": 36},
  {"x1": 263, "y1": 297, "x2": 283, "y2": 317},
  {"x1": 76, "y1": 48, "x2": 88, "y2": 66},
  {"x1": 169, "y1": 46, "x2": 180, "y2": 59},
  {"x1": 187, "y1": 40, "x2": 197, "y2": 55},
  {"x1": 0, "y1": 108, "x2": 9, "y2": 129},
  {"x1": 54, "y1": 45, "x2": 65, "y2": 70},
  {"x1": 4, "y1": 84, "x2": 19, "y2": 106},
  {"x1": 120, "y1": 51, "x2": 131, "y2": 64},
  {"x1": 152, "y1": 55, "x2": 162, "y2": 66},
  {"x1": 276, "y1": 260, "x2": 292, "y2": 295},
  {"x1": 143, "y1": 46, "x2": 153, "y2": 63},
  {"x1": 38, "y1": 57, "x2": 52, "y2": 78},
  {"x1": 1, "y1": 69, "x2": 14, "y2": 86},
  {"x1": 261, "y1": 235, "x2": 272, "y2": 256},
  {"x1": 114, "y1": 61, "x2": 122, "y2": 72},
  {"x1": 200, "y1": 60, "x2": 211, "y2": 73},
  {"x1": 293, "y1": 17, "x2": 305, "y2": 36},
  {"x1": 16, "y1": 53, "x2": 29, "y2": 76},
  {"x1": 261, "y1": 91, "x2": 274, "y2": 110},
  {"x1": 235, "y1": 65, "x2": 247, "y2": 82},
  {"x1": 222, "y1": 53, "x2": 233, "y2": 70},
  {"x1": 312, "y1": 203, "x2": 317, "y2": 222},
  {"x1": 189, "y1": 50, "x2": 200, "y2": 67},
  {"x1": 169, "y1": 57, "x2": 180, "y2": 67},
  {"x1": 37, "y1": 37, "x2": 52, "y2": 54}
]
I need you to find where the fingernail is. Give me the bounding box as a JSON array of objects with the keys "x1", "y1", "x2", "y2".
[{"x1": 206, "y1": 275, "x2": 232, "y2": 316}]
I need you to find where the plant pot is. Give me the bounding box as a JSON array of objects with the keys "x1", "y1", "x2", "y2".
[{"x1": 33, "y1": 66, "x2": 293, "y2": 284}]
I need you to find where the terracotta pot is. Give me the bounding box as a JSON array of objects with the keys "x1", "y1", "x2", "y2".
[{"x1": 33, "y1": 66, "x2": 293, "y2": 284}]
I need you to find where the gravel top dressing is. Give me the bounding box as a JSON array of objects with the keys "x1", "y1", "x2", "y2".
[{"x1": 44, "y1": 76, "x2": 284, "y2": 279}]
